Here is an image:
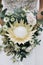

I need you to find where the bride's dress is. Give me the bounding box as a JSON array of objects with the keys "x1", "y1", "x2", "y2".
[
  {"x1": 0, "y1": 32, "x2": 43, "y2": 65},
  {"x1": 2, "y1": 0, "x2": 37, "y2": 11}
]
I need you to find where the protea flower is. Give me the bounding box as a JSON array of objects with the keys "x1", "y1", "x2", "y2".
[{"x1": 5, "y1": 19, "x2": 36, "y2": 44}]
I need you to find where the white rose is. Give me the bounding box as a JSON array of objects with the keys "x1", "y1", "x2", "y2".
[
  {"x1": 26, "y1": 12, "x2": 36, "y2": 26},
  {"x1": 23, "y1": 9, "x2": 36, "y2": 26}
]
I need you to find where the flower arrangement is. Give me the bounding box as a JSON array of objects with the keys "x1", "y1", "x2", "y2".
[{"x1": 0, "y1": 8, "x2": 43, "y2": 62}]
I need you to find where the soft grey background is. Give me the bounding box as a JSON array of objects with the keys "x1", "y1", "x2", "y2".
[{"x1": 0, "y1": 0, "x2": 43, "y2": 65}]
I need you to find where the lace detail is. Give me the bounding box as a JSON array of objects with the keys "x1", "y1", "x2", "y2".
[{"x1": 2, "y1": 0, "x2": 37, "y2": 11}]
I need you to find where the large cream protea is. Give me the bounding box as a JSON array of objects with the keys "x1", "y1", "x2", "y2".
[{"x1": 5, "y1": 19, "x2": 36, "y2": 44}]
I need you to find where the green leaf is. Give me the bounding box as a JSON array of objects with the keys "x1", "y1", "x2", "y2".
[
  {"x1": 17, "y1": 41, "x2": 31, "y2": 48},
  {"x1": 20, "y1": 54, "x2": 26, "y2": 61},
  {"x1": 34, "y1": 31, "x2": 39, "y2": 36},
  {"x1": 2, "y1": 8, "x2": 7, "y2": 15},
  {"x1": 0, "y1": 8, "x2": 7, "y2": 18}
]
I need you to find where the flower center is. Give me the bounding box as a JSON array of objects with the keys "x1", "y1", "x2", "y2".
[{"x1": 14, "y1": 26, "x2": 27, "y2": 38}]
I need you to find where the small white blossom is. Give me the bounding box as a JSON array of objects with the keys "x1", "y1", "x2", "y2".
[
  {"x1": 11, "y1": 17, "x2": 15, "y2": 22},
  {"x1": 30, "y1": 40, "x2": 34, "y2": 45},
  {"x1": 26, "y1": 46, "x2": 32, "y2": 52},
  {"x1": 0, "y1": 25, "x2": 2, "y2": 32},
  {"x1": 4, "y1": 17, "x2": 9, "y2": 22},
  {"x1": 3, "y1": 25, "x2": 8, "y2": 31}
]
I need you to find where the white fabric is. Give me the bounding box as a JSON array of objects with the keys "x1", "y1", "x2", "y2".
[{"x1": 0, "y1": 31, "x2": 43, "y2": 65}]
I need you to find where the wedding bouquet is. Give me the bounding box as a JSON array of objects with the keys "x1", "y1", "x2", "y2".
[{"x1": 0, "y1": 8, "x2": 42, "y2": 62}]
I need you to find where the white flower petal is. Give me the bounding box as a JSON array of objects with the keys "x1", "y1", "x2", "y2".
[{"x1": 4, "y1": 17, "x2": 9, "y2": 22}]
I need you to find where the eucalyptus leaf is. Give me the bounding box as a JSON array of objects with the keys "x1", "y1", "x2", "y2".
[{"x1": 0, "y1": 8, "x2": 7, "y2": 18}]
